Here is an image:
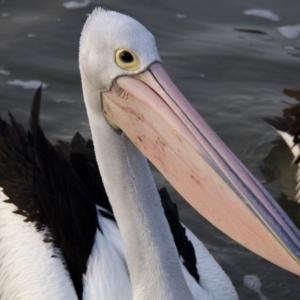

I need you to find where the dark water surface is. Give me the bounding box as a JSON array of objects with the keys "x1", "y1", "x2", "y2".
[{"x1": 1, "y1": 0, "x2": 300, "y2": 299}]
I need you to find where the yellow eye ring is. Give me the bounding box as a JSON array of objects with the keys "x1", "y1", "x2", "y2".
[{"x1": 115, "y1": 49, "x2": 140, "y2": 71}]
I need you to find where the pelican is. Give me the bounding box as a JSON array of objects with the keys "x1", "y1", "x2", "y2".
[
  {"x1": 265, "y1": 88, "x2": 300, "y2": 202},
  {"x1": 1, "y1": 7, "x2": 300, "y2": 300}
]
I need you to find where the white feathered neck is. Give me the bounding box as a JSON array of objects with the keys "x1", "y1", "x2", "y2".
[{"x1": 79, "y1": 8, "x2": 194, "y2": 300}]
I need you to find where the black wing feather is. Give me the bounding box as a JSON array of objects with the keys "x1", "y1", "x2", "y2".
[
  {"x1": 160, "y1": 187, "x2": 200, "y2": 283},
  {"x1": 1, "y1": 88, "x2": 99, "y2": 298},
  {"x1": 265, "y1": 89, "x2": 300, "y2": 149}
]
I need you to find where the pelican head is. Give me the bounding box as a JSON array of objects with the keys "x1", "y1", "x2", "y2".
[
  {"x1": 79, "y1": 7, "x2": 300, "y2": 276},
  {"x1": 80, "y1": 8, "x2": 160, "y2": 92}
]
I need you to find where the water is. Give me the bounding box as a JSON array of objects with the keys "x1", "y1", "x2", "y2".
[{"x1": 1, "y1": 0, "x2": 300, "y2": 298}]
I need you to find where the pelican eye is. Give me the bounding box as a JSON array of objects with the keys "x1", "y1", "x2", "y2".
[
  {"x1": 119, "y1": 51, "x2": 133, "y2": 63},
  {"x1": 115, "y1": 49, "x2": 140, "y2": 71}
]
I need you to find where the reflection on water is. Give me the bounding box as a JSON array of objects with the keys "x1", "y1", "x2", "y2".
[
  {"x1": 261, "y1": 139, "x2": 300, "y2": 229},
  {"x1": 0, "y1": 0, "x2": 300, "y2": 298}
]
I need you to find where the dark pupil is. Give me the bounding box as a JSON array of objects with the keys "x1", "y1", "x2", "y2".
[{"x1": 119, "y1": 51, "x2": 134, "y2": 63}]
